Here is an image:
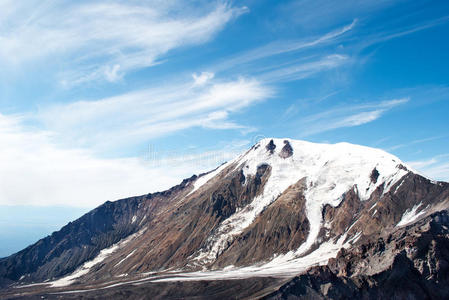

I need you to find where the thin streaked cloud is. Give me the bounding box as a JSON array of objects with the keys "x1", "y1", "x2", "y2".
[
  {"x1": 407, "y1": 154, "x2": 449, "y2": 181},
  {"x1": 0, "y1": 1, "x2": 247, "y2": 85},
  {"x1": 33, "y1": 76, "x2": 273, "y2": 151},
  {"x1": 259, "y1": 54, "x2": 349, "y2": 83},
  {"x1": 299, "y1": 98, "x2": 409, "y2": 136},
  {"x1": 387, "y1": 135, "x2": 448, "y2": 151},
  {"x1": 212, "y1": 19, "x2": 357, "y2": 73}
]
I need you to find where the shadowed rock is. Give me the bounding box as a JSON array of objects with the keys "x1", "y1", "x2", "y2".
[
  {"x1": 370, "y1": 168, "x2": 380, "y2": 183},
  {"x1": 266, "y1": 139, "x2": 276, "y2": 154},
  {"x1": 279, "y1": 140, "x2": 293, "y2": 158}
]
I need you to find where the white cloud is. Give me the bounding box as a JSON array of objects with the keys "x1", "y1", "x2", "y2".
[
  {"x1": 0, "y1": 1, "x2": 247, "y2": 85},
  {"x1": 387, "y1": 135, "x2": 448, "y2": 151},
  {"x1": 260, "y1": 54, "x2": 349, "y2": 82},
  {"x1": 279, "y1": 0, "x2": 397, "y2": 29},
  {"x1": 407, "y1": 154, "x2": 449, "y2": 181},
  {"x1": 0, "y1": 113, "x2": 173, "y2": 207},
  {"x1": 408, "y1": 158, "x2": 438, "y2": 169},
  {"x1": 104, "y1": 64, "x2": 122, "y2": 83},
  {"x1": 0, "y1": 113, "x2": 248, "y2": 207},
  {"x1": 300, "y1": 98, "x2": 409, "y2": 136},
  {"x1": 213, "y1": 20, "x2": 356, "y2": 73},
  {"x1": 31, "y1": 77, "x2": 272, "y2": 151},
  {"x1": 334, "y1": 110, "x2": 383, "y2": 127},
  {"x1": 360, "y1": 15, "x2": 449, "y2": 50},
  {"x1": 193, "y1": 72, "x2": 215, "y2": 86}
]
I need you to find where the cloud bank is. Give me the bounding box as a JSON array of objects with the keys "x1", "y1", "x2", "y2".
[{"x1": 0, "y1": 0, "x2": 246, "y2": 85}]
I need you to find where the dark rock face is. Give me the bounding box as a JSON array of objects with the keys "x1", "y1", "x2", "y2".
[
  {"x1": 215, "y1": 179, "x2": 310, "y2": 267},
  {"x1": 320, "y1": 172, "x2": 449, "y2": 246},
  {"x1": 370, "y1": 168, "x2": 379, "y2": 183},
  {"x1": 279, "y1": 140, "x2": 293, "y2": 158},
  {"x1": 322, "y1": 187, "x2": 363, "y2": 239},
  {"x1": 266, "y1": 139, "x2": 276, "y2": 154},
  {"x1": 209, "y1": 164, "x2": 271, "y2": 220},
  {"x1": 0, "y1": 198, "x2": 139, "y2": 284},
  {"x1": 263, "y1": 266, "x2": 357, "y2": 300},
  {"x1": 265, "y1": 211, "x2": 449, "y2": 300},
  {"x1": 206, "y1": 165, "x2": 270, "y2": 219}
]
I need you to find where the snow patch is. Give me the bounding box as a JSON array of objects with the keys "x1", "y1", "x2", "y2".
[
  {"x1": 188, "y1": 160, "x2": 236, "y2": 196},
  {"x1": 397, "y1": 202, "x2": 426, "y2": 227},
  {"x1": 50, "y1": 244, "x2": 120, "y2": 287},
  {"x1": 139, "y1": 215, "x2": 147, "y2": 225},
  {"x1": 394, "y1": 179, "x2": 405, "y2": 193},
  {"x1": 346, "y1": 219, "x2": 359, "y2": 232},
  {"x1": 49, "y1": 228, "x2": 145, "y2": 287},
  {"x1": 115, "y1": 249, "x2": 137, "y2": 267}
]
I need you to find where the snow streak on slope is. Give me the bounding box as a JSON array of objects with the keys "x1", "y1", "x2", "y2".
[
  {"x1": 50, "y1": 245, "x2": 120, "y2": 288},
  {"x1": 188, "y1": 153, "x2": 245, "y2": 196},
  {"x1": 397, "y1": 202, "x2": 427, "y2": 227},
  {"x1": 191, "y1": 138, "x2": 409, "y2": 265},
  {"x1": 188, "y1": 163, "x2": 229, "y2": 196},
  {"x1": 49, "y1": 229, "x2": 146, "y2": 287}
]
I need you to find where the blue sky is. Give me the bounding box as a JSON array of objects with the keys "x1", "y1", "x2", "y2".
[{"x1": 0, "y1": 0, "x2": 448, "y2": 255}]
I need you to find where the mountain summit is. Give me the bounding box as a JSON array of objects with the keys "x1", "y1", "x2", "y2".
[{"x1": 1, "y1": 138, "x2": 449, "y2": 299}]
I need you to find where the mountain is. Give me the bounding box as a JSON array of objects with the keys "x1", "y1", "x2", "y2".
[{"x1": 1, "y1": 138, "x2": 449, "y2": 299}]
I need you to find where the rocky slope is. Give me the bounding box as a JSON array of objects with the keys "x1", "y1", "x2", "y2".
[
  {"x1": 264, "y1": 210, "x2": 449, "y2": 299},
  {"x1": 0, "y1": 176, "x2": 197, "y2": 286},
  {"x1": 0, "y1": 138, "x2": 448, "y2": 299}
]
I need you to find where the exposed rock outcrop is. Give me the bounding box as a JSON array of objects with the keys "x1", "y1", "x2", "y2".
[
  {"x1": 265, "y1": 210, "x2": 449, "y2": 300},
  {"x1": 279, "y1": 140, "x2": 293, "y2": 158}
]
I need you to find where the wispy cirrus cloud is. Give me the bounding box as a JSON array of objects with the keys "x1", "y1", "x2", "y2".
[
  {"x1": 242, "y1": 13, "x2": 449, "y2": 85},
  {"x1": 207, "y1": 12, "x2": 449, "y2": 87},
  {"x1": 259, "y1": 54, "x2": 349, "y2": 82},
  {"x1": 0, "y1": 0, "x2": 246, "y2": 85},
  {"x1": 299, "y1": 98, "x2": 409, "y2": 136},
  {"x1": 213, "y1": 19, "x2": 357, "y2": 73},
  {"x1": 355, "y1": 15, "x2": 449, "y2": 51},
  {"x1": 32, "y1": 76, "x2": 272, "y2": 151},
  {"x1": 277, "y1": 0, "x2": 400, "y2": 29},
  {"x1": 387, "y1": 135, "x2": 448, "y2": 151},
  {"x1": 407, "y1": 154, "x2": 449, "y2": 181}
]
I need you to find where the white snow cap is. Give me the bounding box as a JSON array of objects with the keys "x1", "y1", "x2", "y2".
[{"x1": 192, "y1": 138, "x2": 410, "y2": 264}]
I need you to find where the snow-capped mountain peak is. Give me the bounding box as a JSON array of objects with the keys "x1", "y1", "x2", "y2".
[{"x1": 190, "y1": 138, "x2": 410, "y2": 264}]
